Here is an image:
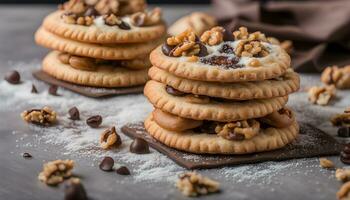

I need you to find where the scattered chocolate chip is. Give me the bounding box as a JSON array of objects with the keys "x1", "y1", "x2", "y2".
[
  {"x1": 165, "y1": 85, "x2": 186, "y2": 96},
  {"x1": 31, "y1": 84, "x2": 38, "y2": 93},
  {"x1": 219, "y1": 43, "x2": 234, "y2": 54},
  {"x1": 197, "y1": 43, "x2": 208, "y2": 57},
  {"x1": 338, "y1": 127, "x2": 350, "y2": 138},
  {"x1": 4, "y1": 70, "x2": 20, "y2": 84},
  {"x1": 99, "y1": 156, "x2": 114, "y2": 171},
  {"x1": 340, "y1": 144, "x2": 350, "y2": 164},
  {"x1": 64, "y1": 179, "x2": 88, "y2": 200},
  {"x1": 48, "y1": 85, "x2": 58, "y2": 96},
  {"x1": 68, "y1": 107, "x2": 80, "y2": 120},
  {"x1": 130, "y1": 138, "x2": 150, "y2": 154},
  {"x1": 86, "y1": 115, "x2": 102, "y2": 128},
  {"x1": 162, "y1": 43, "x2": 175, "y2": 56},
  {"x1": 118, "y1": 21, "x2": 131, "y2": 30},
  {"x1": 200, "y1": 56, "x2": 242, "y2": 69},
  {"x1": 116, "y1": 166, "x2": 131, "y2": 175},
  {"x1": 22, "y1": 152, "x2": 32, "y2": 159}
]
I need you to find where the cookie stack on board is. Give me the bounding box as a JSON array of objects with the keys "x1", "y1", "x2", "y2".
[
  {"x1": 144, "y1": 27, "x2": 300, "y2": 154},
  {"x1": 35, "y1": 0, "x2": 166, "y2": 89}
]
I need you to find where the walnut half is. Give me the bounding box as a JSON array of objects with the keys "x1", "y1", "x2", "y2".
[
  {"x1": 99, "y1": 126, "x2": 122, "y2": 150},
  {"x1": 38, "y1": 160, "x2": 74, "y2": 186},
  {"x1": 176, "y1": 172, "x2": 219, "y2": 197},
  {"x1": 21, "y1": 106, "x2": 57, "y2": 126},
  {"x1": 321, "y1": 65, "x2": 350, "y2": 89},
  {"x1": 308, "y1": 85, "x2": 336, "y2": 106}
]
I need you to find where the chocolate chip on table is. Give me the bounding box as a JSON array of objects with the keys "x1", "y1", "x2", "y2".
[
  {"x1": 340, "y1": 143, "x2": 350, "y2": 164},
  {"x1": 130, "y1": 138, "x2": 150, "y2": 154},
  {"x1": 22, "y1": 152, "x2": 32, "y2": 159},
  {"x1": 116, "y1": 166, "x2": 131, "y2": 175},
  {"x1": 86, "y1": 115, "x2": 102, "y2": 128},
  {"x1": 4, "y1": 70, "x2": 20, "y2": 84},
  {"x1": 48, "y1": 85, "x2": 58, "y2": 96},
  {"x1": 68, "y1": 107, "x2": 80, "y2": 120},
  {"x1": 99, "y1": 156, "x2": 114, "y2": 171},
  {"x1": 338, "y1": 127, "x2": 350, "y2": 138},
  {"x1": 165, "y1": 85, "x2": 186, "y2": 96},
  {"x1": 118, "y1": 21, "x2": 131, "y2": 30},
  {"x1": 31, "y1": 84, "x2": 38, "y2": 93},
  {"x1": 64, "y1": 178, "x2": 88, "y2": 200}
]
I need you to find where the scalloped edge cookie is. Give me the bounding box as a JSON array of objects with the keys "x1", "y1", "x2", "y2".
[
  {"x1": 144, "y1": 80, "x2": 289, "y2": 122},
  {"x1": 144, "y1": 114, "x2": 299, "y2": 154},
  {"x1": 43, "y1": 11, "x2": 167, "y2": 44},
  {"x1": 35, "y1": 27, "x2": 164, "y2": 60},
  {"x1": 150, "y1": 46, "x2": 290, "y2": 82},
  {"x1": 42, "y1": 51, "x2": 148, "y2": 87},
  {"x1": 149, "y1": 67, "x2": 300, "y2": 100}
]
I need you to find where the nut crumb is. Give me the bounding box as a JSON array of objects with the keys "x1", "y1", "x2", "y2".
[
  {"x1": 319, "y1": 158, "x2": 335, "y2": 169},
  {"x1": 336, "y1": 168, "x2": 350, "y2": 182},
  {"x1": 308, "y1": 85, "x2": 336, "y2": 106},
  {"x1": 99, "y1": 126, "x2": 122, "y2": 150},
  {"x1": 176, "y1": 172, "x2": 219, "y2": 197},
  {"x1": 337, "y1": 181, "x2": 350, "y2": 200},
  {"x1": 21, "y1": 106, "x2": 57, "y2": 126},
  {"x1": 215, "y1": 119, "x2": 260, "y2": 141},
  {"x1": 38, "y1": 160, "x2": 74, "y2": 186}
]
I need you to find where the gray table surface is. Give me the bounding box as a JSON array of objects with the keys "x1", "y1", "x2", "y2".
[{"x1": 0, "y1": 5, "x2": 347, "y2": 200}]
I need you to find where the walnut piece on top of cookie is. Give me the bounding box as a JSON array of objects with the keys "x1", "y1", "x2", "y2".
[
  {"x1": 321, "y1": 65, "x2": 350, "y2": 89},
  {"x1": 176, "y1": 172, "x2": 219, "y2": 197},
  {"x1": 308, "y1": 85, "x2": 336, "y2": 106}
]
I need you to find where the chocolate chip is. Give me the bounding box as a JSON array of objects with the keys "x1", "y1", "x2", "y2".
[
  {"x1": 131, "y1": 14, "x2": 145, "y2": 27},
  {"x1": 68, "y1": 107, "x2": 80, "y2": 120},
  {"x1": 165, "y1": 85, "x2": 186, "y2": 96},
  {"x1": 116, "y1": 166, "x2": 131, "y2": 175},
  {"x1": 130, "y1": 138, "x2": 150, "y2": 154},
  {"x1": 99, "y1": 156, "x2": 114, "y2": 171},
  {"x1": 4, "y1": 70, "x2": 20, "y2": 84},
  {"x1": 161, "y1": 43, "x2": 175, "y2": 56},
  {"x1": 197, "y1": 43, "x2": 208, "y2": 57},
  {"x1": 22, "y1": 152, "x2": 32, "y2": 159},
  {"x1": 340, "y1": 144, "x2": 350, "y2": 164},
  {"x1": 64, "y1": 179, "x2": 88, "y2": 200},
  {"x1": 118, "y1": 21, "x2": 131, "y2": 30},
  {"x1": 48, "y1": 85, "x2": 58, "y2": 96},
  {"x1": 200, "y1": 56, "x2": 242, "y2": 69},
  {"x1": 31, "y1": 84, "x2": 38, "y2": 94},
  {"x1": 86, "y1": 115, "x2": 102, "y2": 128},
  {"x1": 84, "y1": 7, "x2": 98, "y2": 17},
  {"x1": 227, "y1": 132, "x2": 245, "y2": 141},
  {"x1": 338, "y1": 127, "x2": 350, "y2": 138}
]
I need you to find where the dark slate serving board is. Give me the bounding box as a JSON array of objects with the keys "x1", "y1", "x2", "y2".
[
  {"x1": 33, "y1": 70, "x2": 144, "y2": 98},
  {"x1": 121, "y1": 122, "x2": 343, "y2": 169}
]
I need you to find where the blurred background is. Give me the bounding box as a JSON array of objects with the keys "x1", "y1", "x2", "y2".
[{"x1": 0, "y1": 0, "x2": 210, "y2": 3}]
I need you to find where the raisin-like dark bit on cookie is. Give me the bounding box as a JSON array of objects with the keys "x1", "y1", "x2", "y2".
[
  {"x1": 219, "y1": 43, "x2": 234, "y2": 54},
  {"x1": 165, "y1": 85, "x2": 186, "y2": 96},
  {"x1": 200, "y1": 56, "x2": 242, "y2": 69},
  {"x1": 162, "y1": 43, "x2": 175, "y2": 56}
]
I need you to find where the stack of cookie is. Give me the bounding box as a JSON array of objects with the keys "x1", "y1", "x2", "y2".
[
  {"x1": 144, "y1": 27, "x2": 301, "y2": 154},
  {"x1": 35, "y1": 0, "x2": 166, "y2": 89}
]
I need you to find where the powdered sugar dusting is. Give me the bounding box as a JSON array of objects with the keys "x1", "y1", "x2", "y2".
[{"x1": 1, "y1": 61, "x2": 347, "y2": 186}]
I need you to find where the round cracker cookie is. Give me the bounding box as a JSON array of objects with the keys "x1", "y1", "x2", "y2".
[
  {"x1": 42, "y1": 51, "x2": 148, "y2": 88},
  {"x1": 43, "y1": 11, "x2": 167, "y2": 44},
  {"x1": 144, "y1": 80, "x2": 289, "y2": 122},
  {"x1": 149, "y1": 67, "x2": 300, "y2": 100},
  {"x1": 145, "y1": 114, "x2": 299, "y2": 154},
  {"x1": 35, "y1": 27, "x2": 164, "y2": 60},
  {"x1": 150, "y1": 43, "x2": 290, "y2": 82}
]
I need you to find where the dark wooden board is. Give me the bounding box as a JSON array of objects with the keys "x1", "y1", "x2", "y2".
[
  {"x1": 33, "y1": 70, "x2": 144, "y2": 98},
  {"x1": 122, "y1": 122, "x2": 343, "y2": 169}
]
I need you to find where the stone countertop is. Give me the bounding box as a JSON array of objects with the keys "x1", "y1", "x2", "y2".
[{"x1": 0, "y1": 5, "x2": 348, "y2": 200}]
